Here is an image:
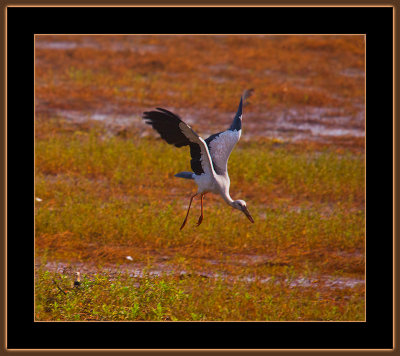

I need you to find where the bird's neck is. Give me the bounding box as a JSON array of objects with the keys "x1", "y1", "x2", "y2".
[{"x1": 222, "y1": 192, "x2": 235, "y2": 206}]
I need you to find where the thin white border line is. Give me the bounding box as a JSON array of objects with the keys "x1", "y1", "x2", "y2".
[
  {"x1": 364, "y1": 33, "x2": 367, "y2": 323},
  {"x1": 33, "y1": 33, "x2": 367, "y2": 324},
  {"x1": 33, "y1": 32, "x2": 36, "y2": 323}
]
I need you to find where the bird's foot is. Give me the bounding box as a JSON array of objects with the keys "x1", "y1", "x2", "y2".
[
  {"x1": 180, "y1": 217, "x2": 188, "y2": 230},
  {"x1": 196, "y1": 215, "x2": 203, "y2": 227}
]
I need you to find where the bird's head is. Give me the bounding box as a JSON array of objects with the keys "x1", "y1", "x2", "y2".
[{"x1": 232, "y1": 200, "x2": 254, "y2": 223}]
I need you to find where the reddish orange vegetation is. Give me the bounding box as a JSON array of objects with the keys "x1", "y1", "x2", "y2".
[{"x1": 35, "y1": 34, "x2": 365, "y2": 147}]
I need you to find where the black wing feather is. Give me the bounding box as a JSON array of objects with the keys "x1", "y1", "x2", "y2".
[
  {"x1": 189, "y1": 144, "x2": 203, "y2": 175},
  {"x1": 143, "y1": 108, "x2": 205, "y2": 175},
  {"x1": 143, "y1": 108, "x2": 189, "y2": 147}
]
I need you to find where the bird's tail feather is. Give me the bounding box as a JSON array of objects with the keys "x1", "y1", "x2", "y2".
[
  {"x1": 242, "y1": 88, "x2": 254, "y2": 103},
  {"x1": 175, "y1": 171, "x2": 195, "y2": 180}
]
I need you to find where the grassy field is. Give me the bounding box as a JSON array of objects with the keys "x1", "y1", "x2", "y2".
[{"x1": 35, "y1": 35, "x2": 365, "y2": 321}]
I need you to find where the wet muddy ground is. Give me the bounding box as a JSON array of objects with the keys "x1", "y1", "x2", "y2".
[
  {"x1": 37, "y1": 259, "x2": 364, "y2": 291},
  {"x1": 39, "y1": 104, "x2": 365, "y2": 144}
]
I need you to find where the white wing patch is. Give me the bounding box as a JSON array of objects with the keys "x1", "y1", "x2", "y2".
[
  {"x1": 178, "y1": 122, "x2": 215, "y2": 176},
  {"x1": 208, "y1": 129, "x2": 241, "y2": 175},
  {"x1": 178, "y1": 122, "x2": 198, "y2": 143}
]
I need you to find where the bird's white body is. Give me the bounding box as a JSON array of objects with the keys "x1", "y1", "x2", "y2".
[{"x1": 194, "y1": 171, "x2": 230, "y2": 197}]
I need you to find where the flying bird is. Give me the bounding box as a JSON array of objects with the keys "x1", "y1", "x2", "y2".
[{"x1": 143, "y1": 89, "x2": 255, "y2": 230}]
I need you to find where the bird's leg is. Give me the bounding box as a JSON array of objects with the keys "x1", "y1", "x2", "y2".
[
  {"x1": 180, "y1": 193, "x2": 198, "y2": 230},
  {"x1": 196, "y1": 193, "x2": 205, "y2": 227}
]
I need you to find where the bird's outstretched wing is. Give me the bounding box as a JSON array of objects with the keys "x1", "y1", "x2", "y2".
[
  {"x1": 205, "y1": 89, "x2": 253, "y2": 175},
  {"x1": 143, "y1": 108, "x2": 215, "y2": 176}
]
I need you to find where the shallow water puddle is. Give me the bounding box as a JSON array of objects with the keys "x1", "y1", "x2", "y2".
[
  {"x1": 36, "y1": 38, "x2": 165, "y2": 54},
  {"x1": 55, "y1": 109, "x2": 139, "y2": 125},
  {"x1": 36, "y1": 41, "x2": 82, "y2": 50}
]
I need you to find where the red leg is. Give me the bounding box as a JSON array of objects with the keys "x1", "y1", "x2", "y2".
[
  {"x1": 180, "y1": 193, "x2": 198, "y2": 230},
  {"x1": 196, "y1": 193, "x2": 205, "y2": 227}
]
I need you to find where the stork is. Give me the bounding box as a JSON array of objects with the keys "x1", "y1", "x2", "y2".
[{"x1": 143, "y1": 89, "x2": 254, "y2": 230}]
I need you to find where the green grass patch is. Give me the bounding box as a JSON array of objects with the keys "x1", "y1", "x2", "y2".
[{"x1": 35, "y1": 269, "x2": 364, "y2": 321}]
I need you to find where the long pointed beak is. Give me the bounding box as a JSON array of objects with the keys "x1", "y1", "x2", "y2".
[{"x1": 242, "y1": 207, "x2": 254, "y2": 223}]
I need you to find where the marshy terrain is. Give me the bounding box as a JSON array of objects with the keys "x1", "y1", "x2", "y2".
[{"x1": 35, "y1": 35, "x2": 365, "y2": 321}]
